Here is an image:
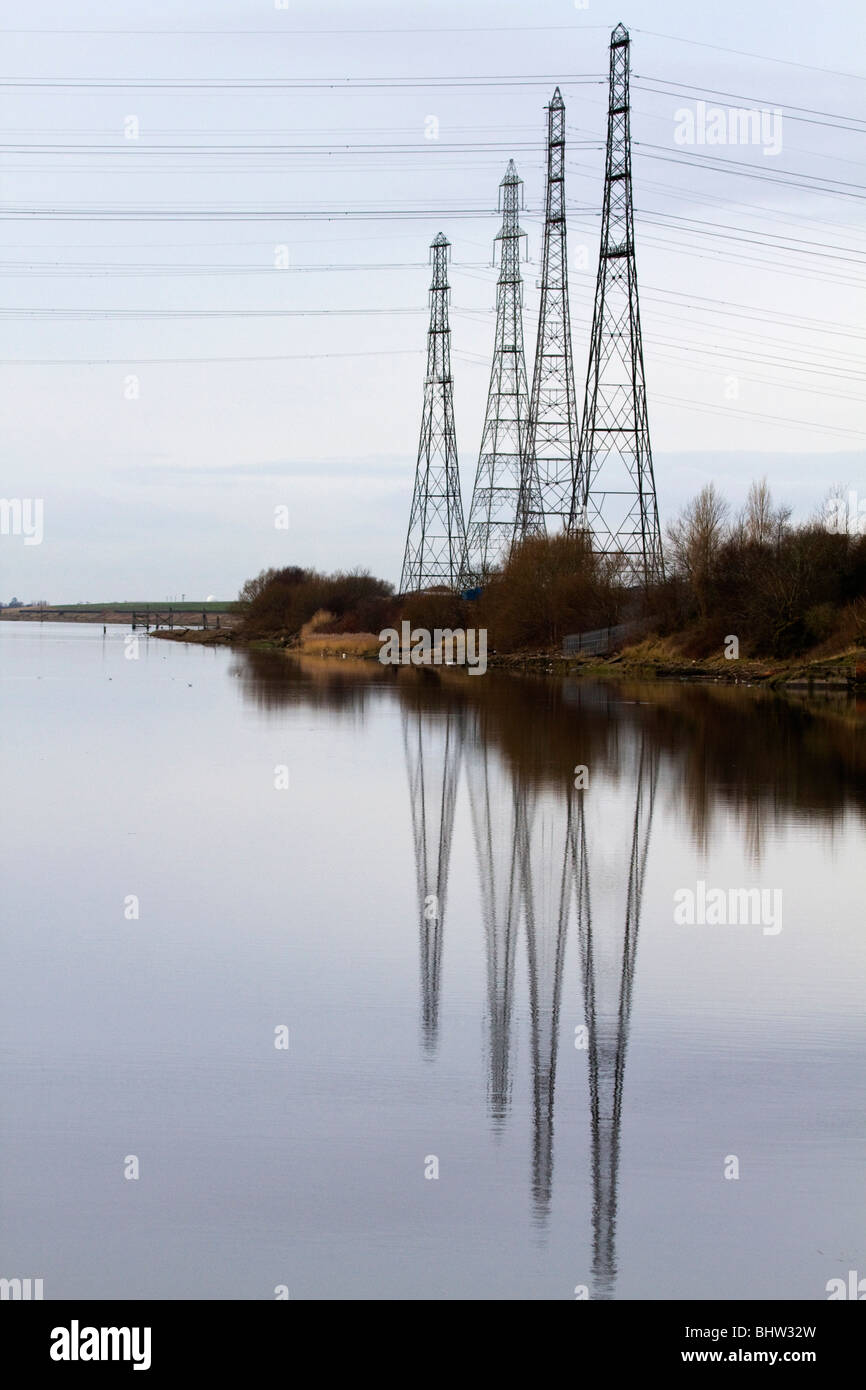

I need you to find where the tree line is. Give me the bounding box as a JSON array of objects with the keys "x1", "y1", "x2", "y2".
[{"x1": 237, "y1": 479, "x2": 866, "y2": 659}]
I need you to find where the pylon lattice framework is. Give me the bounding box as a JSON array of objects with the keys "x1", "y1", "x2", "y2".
[
  {"x1": 580, "y1": 24, "x2": 664, "y2": 586},
  {"x1": 460, "y1": 161, "x2": 534, "y2": 586},
  {"x1": 399, "y1": 233, "x2": 467, "y2": 594},
  {"x1": 517, "y1": 86, "x2": 581, "y2": 537}
]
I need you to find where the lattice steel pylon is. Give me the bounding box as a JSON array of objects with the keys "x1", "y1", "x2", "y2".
[
  {"x1": 460, "y1": 161, "x2": 535, "y2": 586},
  {"x1": 579, "y1": 24, "x2": 664, "y2": 586},
  {"x1": 518, "y1": 87, "x2": 581, "y2": 537},
  {"x1": 400, "y1": 233, "x2": 467, "y2": 593}
]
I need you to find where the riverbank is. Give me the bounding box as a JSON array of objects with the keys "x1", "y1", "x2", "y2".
[
  {"x1": 151, "y1": 628, "x2": 238, "y2": 645},
  {"x1": 490, "y1": 637, "x2": 866, "y2": 690},
  {"x1": 148, "y1": 625, "x2": 866, "y2": 691}
]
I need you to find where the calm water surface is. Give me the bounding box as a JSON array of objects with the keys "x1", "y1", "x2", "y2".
[{"x1": 1, "y1": 622, "x2": 864, "y2": 1299}]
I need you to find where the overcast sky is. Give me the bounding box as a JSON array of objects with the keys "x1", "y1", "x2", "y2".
[{"x1": 1, "y1": 0, "x2": 864, "y2": 601}]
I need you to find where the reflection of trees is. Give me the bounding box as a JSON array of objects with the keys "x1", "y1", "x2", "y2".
[
  {"x1": 230, "y1": 649, "x2": 388, "y2": 717},
  {"x1": 234, "y1": 652, "x2": 866, "y2": 846}
]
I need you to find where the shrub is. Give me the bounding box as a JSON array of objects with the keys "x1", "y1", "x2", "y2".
[{"x1": 240, "y1": 565, "x2": 393, "y2": 639}]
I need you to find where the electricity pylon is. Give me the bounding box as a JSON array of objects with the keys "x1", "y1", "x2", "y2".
[
  {"x1": 461, "y1": 161, "x2": 535, "y2": 586},
  {"x1": 400, "y1": 233, "x2": 467, "y2": 593},
  {"x1": 579, "y1": 24, "x2": 664, "y2": 586},
  {"x1": 518, "y1": 87, "x2": 581, "y2": 537}
]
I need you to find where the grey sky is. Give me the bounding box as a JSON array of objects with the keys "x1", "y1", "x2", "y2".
[{"x1": 1, "y1": 0, "x2": 864, "y2": 599}]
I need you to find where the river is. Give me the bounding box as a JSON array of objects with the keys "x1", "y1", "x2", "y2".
[{"x1": 1, "y1": 622, "x2": 863, "y2": 1299}]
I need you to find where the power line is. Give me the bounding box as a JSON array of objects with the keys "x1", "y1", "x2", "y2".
[
  {"x1": 0, "y1": 305, "x2": 430, "y2": 320},
  {"x1": 636, "y1": 209, "x2": 866, "y2": 262},
  {"x1": 0, "y1": 122, "x2": 545, "y2": 137},
  {"x1": 0, "y1": 349, "x2": 425, "y2": 366},
  {"x1": 638, "y1": 284, "x2": 866, "y2": 341},
  {"x1": 642, "y1": 336, "x2": 865, "y2": 384},
  {"x1": 648, "y1": 350, "x2": 866, "y2": 405},
  {"x1": 595, "y1": 164, "x2": 866, "y2": 244},
  {"x1": 634, "y1": 145, "x2": 866, "y2": 202},
  {"x1": 0, "y1": 24, "x2": 613, "y2": 37},
  {"x1": 0, "y1": 73, "x2": 603, "y2": 90},
  {"x1": 0, "y1": 258, "x2": 491, "y2": 278},
  {"x1": 654, "y1": 393, "x2": 866, "y2": 440},
  {"x1": 0, "y1": 140, "x2": 555, "y2": 153},
  {"x1": 635, "y1": 79, "x2": 866, "y2": 133},
  {"x1": 632, "y1": 29, "x2": 866, "y2": 83},
  {"x1": 0, "y1": 204, "x2": 508, "y2": 222}
]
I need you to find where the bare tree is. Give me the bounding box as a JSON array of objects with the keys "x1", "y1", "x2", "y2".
[
  {"x1": 666, "y1": 483, "x2": 730, "y2": 614},
  {"x1": 237, "y1": 567, "x2": 281, "y2": 607},
  {"x1": 739, "y1": 477, "x2": 791, "y2": 547}
]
